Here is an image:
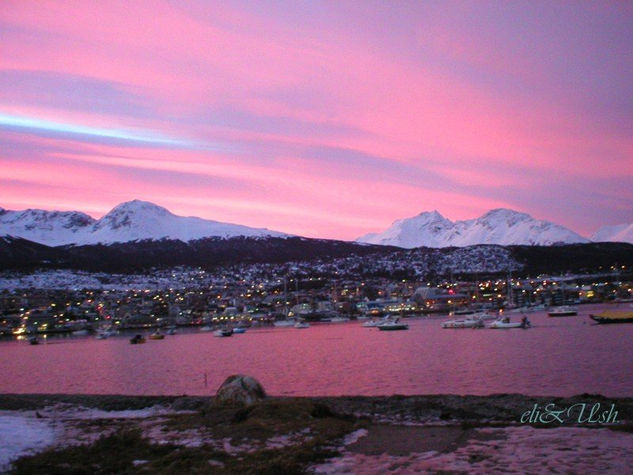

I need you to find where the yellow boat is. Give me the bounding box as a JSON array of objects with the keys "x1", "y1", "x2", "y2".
[{"x1": 589, "y1": 311, "x2": 633, "y2": 324}]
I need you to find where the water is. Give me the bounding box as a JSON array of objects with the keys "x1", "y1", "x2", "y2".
[{"x1": 1, "y1": 304, "x2": 631, "y2": 397}]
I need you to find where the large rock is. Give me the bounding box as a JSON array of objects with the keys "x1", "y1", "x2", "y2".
[{"x1": 216, "y1": 374, "x2": 266, "y2": 406}]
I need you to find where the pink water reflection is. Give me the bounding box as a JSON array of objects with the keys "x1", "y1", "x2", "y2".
[{"x1": 1, "y1": 305, "x2": 631, "y2": 397}]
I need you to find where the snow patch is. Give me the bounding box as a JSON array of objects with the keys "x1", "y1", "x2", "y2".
[{"x1": 0, "y1": 413, "x2": 57, "y2": 471}]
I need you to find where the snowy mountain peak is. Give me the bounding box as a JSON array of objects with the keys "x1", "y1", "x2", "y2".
[
  {"x1": 414, "y1": 210, "x2": 448, "y2": 223},
  {"x1": 358, "y1": 209, "x2": 454, "y2": 248},
  {"x1": 480, "y1": 208, "x2": 531, "y2": 223},
  {"x1": 591, "y1": 222, "x2": 633, "y2": 244},
  {"x1": 357, "y1": 208, "x2": 590, "y2": 248},
  {"x1": 0, "y1": 200, "x2": 287, "y2": 246},
  {"x1": 95, "y1": 200, "x2": 173, "y2": 231},
  {"x1": 108, "y1": 200, "x2": 172, "y2": 217}
]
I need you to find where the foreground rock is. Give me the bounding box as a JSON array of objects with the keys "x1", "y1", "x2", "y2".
[{"x1": 215, "y1": 374, "x2": 267, "y2": 406}]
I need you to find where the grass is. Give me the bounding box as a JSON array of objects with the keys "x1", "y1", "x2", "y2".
[{"x1": 9, "y1": 398, "x2": 365, "y2": 474}]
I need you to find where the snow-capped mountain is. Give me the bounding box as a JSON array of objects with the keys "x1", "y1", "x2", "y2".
[
  {"x1": 591, "y1": 223, "x2": 633, "y2": 244},
  {"x1": 358, "y1": 211, "x2": 454, "y2": 249},
  {"x1": 0, "y1": 200, "x2": 287, "y2": 246},
  {"x1": 0, "y1": 208, "x2": 95, "y2": 246},
  {"x1": 357, "y1": 208, "x2": 590, "y2": 248}
]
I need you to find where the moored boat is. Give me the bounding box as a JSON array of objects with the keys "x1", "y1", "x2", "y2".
[
  {"x1": 362, "y1": 317, "x2": 390, "y2": 327},
  {"x1": 294, "y1": 321, "x2": 310, "y2": 329},
  {"x1": 488, "y1": 316, "x2": 531, "y2": 329},
  {"x1": 548, "y1": 306, "x2": 578, "y2": 317},
  {"x1": 273, "y1": 319, "x2": 295, "y2": 327},
  {"x1": 232, "y1": 327, "x2": 247, "y2": 334},
  {"x1": 130, "y1": 334, "x2": 146, "y2": 344},
  {"x1": 329, "y1": 316, "x2": 350, "y2": 323},
  {"x1": 213, "y1": 328, "x2": 233, "y2": 337},
  {"x1": 149, "y1": 331, "x2": 165, "y2": 340},
  {"x1": 441, "y1": 318, "x2": 484, "y2": 329},
  {"x1": 377, "y1": 318, "x2": 408, "y2": 331},
  {"x1": 589, "y1": 311, "x2": 633, "y2": 324}
]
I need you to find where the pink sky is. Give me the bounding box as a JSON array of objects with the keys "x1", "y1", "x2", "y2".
[{"x1": 1, "y1": 1, "x2": 632, "y2": 239}]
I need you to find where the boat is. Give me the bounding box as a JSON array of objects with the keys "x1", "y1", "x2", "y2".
[
  {"x1": 232, "y1": 327, "x2": 247, "y2": 334},
  {"x1": 130, "y1": 334, "x2": 146, "y2": 344},
  {"x1": 213, "y1": 328, "x2": 233, "y2": 337},
  {"x1": 329, "y1": 316, "x2": 350, "y2": 323},
  {"x1": 377, "y1": 318, "x2": 408, "y2": 331},
  {"x1": 363, "y1": 316, "x2": 392, "y2": 327},
  {"x1": 589, "y1": 311, "x2": 633, "y2": 324},
  {"x1": 548, "y1": 306, "x2": 578, "y2": 317},
  {"x1": 95, "y1": 327, "x2": 117, "y2": 339},
  {"x1": 470, "y1": 311, "x2": 497, "y2": 321},
  {"x1": 149, "y1": 331, "x2": 165, "y2": 340},
  {"x1": 294, "y1": 321, "x2": 310, "y2": 329},
  {"x1": 72, "y1": 329, "x2": 91, "y2": 336},
  {"x1": 452, "y1": 308, "x2": 475, "y2": 316},
  {"x1": 28, "y1": 336, "x2": 39, "y2": 345},
  {"x1": 441, "y1": 318, "x2": 484, "y2": 329},
  {"x1": 273, "y1": 319, "x2": 296, "y2": 327},
  {"x1": 199, "y1": 325, "x2": 214, "y2": 332},
  {"x1": 488, "y1": 317, "x2": 531, "y2": 329},
  {"x1": 166, "y1": 327, "x2": 177, "y2": 335},
  {"x1": 362, "y1": 318, "x2": 384, "y2": 327}
]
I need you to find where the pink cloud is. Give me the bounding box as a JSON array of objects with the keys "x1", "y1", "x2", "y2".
[{"x1": 1, "y1": 1, "x2": 631, "y2": 239}]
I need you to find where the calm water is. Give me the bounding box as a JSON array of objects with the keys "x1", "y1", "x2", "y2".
[{"x1": 1, "y1": 304, "x2": 632, "y2": 397}]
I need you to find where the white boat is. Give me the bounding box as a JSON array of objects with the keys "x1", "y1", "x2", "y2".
[
  {"x1": 471, "y1": 311, "x2": 497, "y2": 321},
  {"x1": 213, "y1": 328, "x2": 233, "y2": 337},
  {"x1": 377, "y1": 319, "x2": 408, "y2": 331},
  {"x1": 273, "y1": 319, "x2": 295, "y2": 327},
  {"x1": 488, "y1": 317, "x2": 531, "y2": 329},
  {"x1": 329, "y1": 316, "x2": 350, "y2": 323},
  {"x1": 363, "y1": 316, "x2": 391, "y2": 327},
  {"x1": 548, "y1": 306, "x2": 578, "y2": 317},
  {"x1": 200, "y1": 325, "x2": 214, "y2": 332},
  {"x1": 95, "y1": 327, "x2": 116, "y2": 339},
  {"x1": 294, "y1": 321, "x2": 310, "y2": 329},
  {"x1": 441, "y1": 318, "x2": 484, "y2": 329}
]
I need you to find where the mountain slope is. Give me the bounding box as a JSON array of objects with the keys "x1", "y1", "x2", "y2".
[
  {"x1": 591, "y1": 223, "x2": 633, "y2": 244},
  {"x1": 0, "y1": 200, "x2": 287, "y2": 246},
  {"x1": 1, "y1": 234, "x2": 632, "y2": 276},
  {"x1": 358, "y1": 208, "x2": 589, "y2": 248}
]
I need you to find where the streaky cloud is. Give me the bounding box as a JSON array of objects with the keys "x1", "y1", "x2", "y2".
[{"x1": 0, "y1": 112, "x2": 192, "y2": 148}]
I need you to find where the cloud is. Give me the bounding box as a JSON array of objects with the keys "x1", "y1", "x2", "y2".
[{"x1": 1, "y1": 1, "x2": 631, "y2": 239}]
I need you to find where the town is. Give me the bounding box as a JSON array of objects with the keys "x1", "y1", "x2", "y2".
[{"x1": 1, "y1": 262, "x2": 631, "y2": 336}]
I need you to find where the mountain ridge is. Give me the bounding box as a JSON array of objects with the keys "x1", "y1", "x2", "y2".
[
  {"x1": 1, "y1": 201, "x2": 632, "y2": 247},
  {"x1": 357, "y1": 208, "x2": 593, "y2": 248},
  {"x1": 0, "y1": 200, "x2": 287, "y2": 246}
]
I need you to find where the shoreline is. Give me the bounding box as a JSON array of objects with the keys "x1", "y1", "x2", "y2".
[
  {"x1": 2, "y1": 393, "x2": 632, "y2": 473},
  {"x1": 2, "y1": 392, "x2": 632, "y2": 419}
]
